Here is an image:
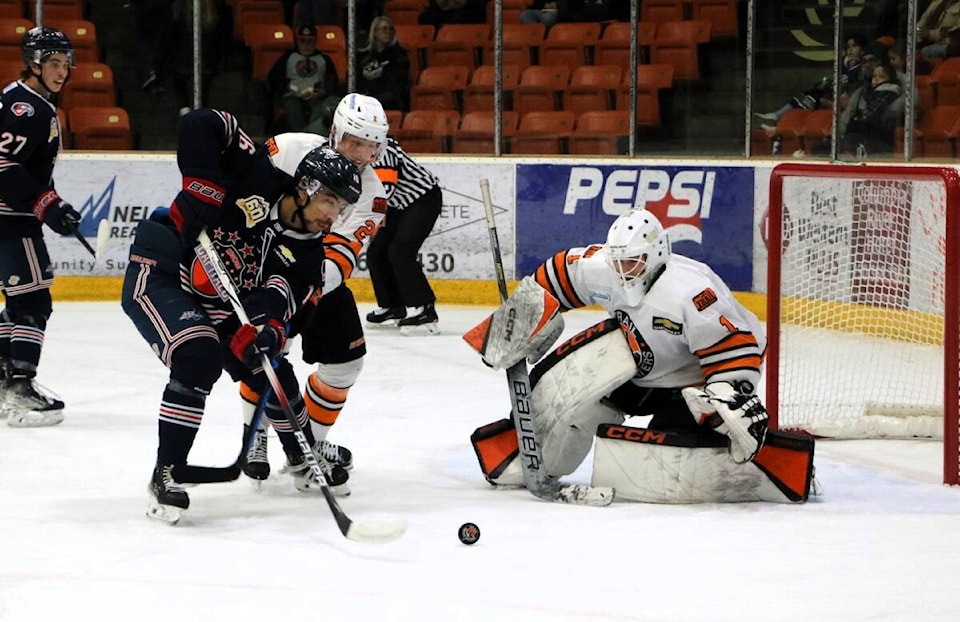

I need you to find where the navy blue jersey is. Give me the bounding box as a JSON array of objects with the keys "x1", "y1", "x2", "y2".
[
  {"x1": 169, "y1": 109, "x2": 328, "y2": 326},
  {"x1": 0, "y1": 80, "x2": 62, "y2": 240}
]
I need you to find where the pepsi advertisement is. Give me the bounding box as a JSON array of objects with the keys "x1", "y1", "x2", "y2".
[{"x1": 515, "y1": 163, "x2": 756, "y2": 290}]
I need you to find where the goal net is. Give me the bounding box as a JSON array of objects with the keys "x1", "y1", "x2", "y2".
[{"x1": 766, "y1": 163, "x2": 960, "y2": 484}]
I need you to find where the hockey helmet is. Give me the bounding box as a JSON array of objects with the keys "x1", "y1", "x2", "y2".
[
  {"x1": 604, "y1": 209, "x2": 670, "y2": 306},
  {"x1": 329, "y1": 93, "x2": 389, "y2": 161},
  {"x1": 21, "y1": 26, "x2": 74, "y2": 67},
  {"x1": 294, "y1": 146, "x2": 363, "y2": 205}
]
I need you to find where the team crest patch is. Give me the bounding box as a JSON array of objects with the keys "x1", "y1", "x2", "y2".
[
  {"x1": 49, "y1": 116, "x2": 59, "y2": 143},
  {"x1": 692, "y1": 288, "x2": 718, "y2": 311},
  {"x1": 264, "y1": 137, "x2": 279, "y2": 156},
  {"x1": 652, "y1": 317, "x2": 682, "y2": 334},
  {"x1": 11, "y1": 102, "x2": 34, "y2": 117},
  {"x1": 372, "y1": 197, "x2": 388, "y2": 213},
  {"x1": 179, "y1": 309, "x2": 204, "y2": 322},
  {"x1": 236, "y1": 196, "x2": 270, "y2": 227}
]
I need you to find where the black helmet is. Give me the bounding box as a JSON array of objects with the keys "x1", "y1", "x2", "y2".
[
  {"x1": 21, "y1": 26, "x2": 74, "y2": 67},
  {"x1": 294, "y1": 147, "x2": 362, "y2": 205}
]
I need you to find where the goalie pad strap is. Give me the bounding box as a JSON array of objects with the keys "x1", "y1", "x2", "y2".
[{"x1": 470, "y1": 418, "x2": 520, "y2": 483}]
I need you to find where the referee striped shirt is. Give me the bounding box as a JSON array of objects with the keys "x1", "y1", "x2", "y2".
[{"x1": 374, "y1": 138, "x2": 439, "y2": 210}]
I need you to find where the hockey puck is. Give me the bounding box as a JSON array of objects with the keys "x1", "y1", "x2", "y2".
[{"x1": 458, "y1": 522, "x2": 480, "y2": 545}]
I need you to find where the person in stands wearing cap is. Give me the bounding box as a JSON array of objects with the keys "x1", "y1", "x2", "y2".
[{"x1": 267, "y1": 23, "x2": 342, "y2": 134}]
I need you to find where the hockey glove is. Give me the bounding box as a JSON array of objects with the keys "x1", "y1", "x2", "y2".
[
  {"x1": 33, "y1": 190, "x2": 81, "y2": 235},
  {"x1": 230, "y1": 319, "x2": 287, "y2": 369},
  {"x1": 682, "y1": 381, "x2": 769, "y2": 464},
  {"x1": 169, "y1": 176, "x2": 226, "y2": 246}
]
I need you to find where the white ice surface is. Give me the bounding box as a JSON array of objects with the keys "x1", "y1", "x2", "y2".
[{"x1": 2, "y1": 302, "x2": 959, "y2": 621}]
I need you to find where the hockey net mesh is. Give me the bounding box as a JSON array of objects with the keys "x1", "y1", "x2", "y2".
[{"x1": 771, "y1": 171, "x2": 951, "y2": 440}]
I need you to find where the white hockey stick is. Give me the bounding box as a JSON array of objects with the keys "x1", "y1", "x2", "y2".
[
  {"x1": 478, "y1": 179, "x2": 613, "y2": 507},
  {"x1": 195, "y1": 230, "x2": 407, "y2": 542}
]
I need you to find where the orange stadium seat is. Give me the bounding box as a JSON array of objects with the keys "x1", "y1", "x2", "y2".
[
  {"x1": 462, "y1": 64, "x2": 520, "y2": 114},
  {"x1": 641, "y1": 0, "x2": 685, "y2": 24},
  {"x1": 569, "y1": 110, "x2": 630, "y2": 155},
  {"x1": 510, "y1": 110, "x2": 576, "y2": 155},
  {"x1": 691, "y1": 0, "x2": 738, "y2": 40},
  {"x1": 394, "y1": 23, "x2": 435, "y2": 79},
  {"x1": 564, "y1": 64, "x2": 622, "y2": 116},
  {"x1": 410, "y1": 65, "x2": 469, "y2": 111},
  {"x1": 69, "y1": 106, "x2": 133, "y2": 150},
  {"x1": 427, "y1": 23, "x2": 489, "y2": 71},
  {"x1": 233, "y1": 0, "x2": 284, "y2": 42},
  {"x1": 450, "y1": 110, "x2": 518, "y2": 154},
  {"x1": 46, "y1": 19, "x2": 98, "y2": 63},
  {"x1": 538, "y1": 21, "x2": 601, "y2": 68},
  {"x1": 59, "y1": 62, "x2": 114, "y2": 113},
  {"x1": 482, "y1": 22, "x2": 544, "y2": 69},
  {"x1": 512, "y1": 64, "x2": 569, "y2": 117},
  {"x1": 394, "y1": 108, "x2": 460, "y2": 153},
  {"x1": 0, "y1": 18, "x2": 35, "y2": 61},
  {"x1": 384, "y1": 0, "x2": 427, "y2": 25},
  {"x1": 244, "y1": 23, "x2": 293, "y2": 82}
]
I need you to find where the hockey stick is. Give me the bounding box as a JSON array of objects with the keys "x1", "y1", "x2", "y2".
[
  {"x1": 478, "y1": 179, "x2": 613, "y2": 506},
  {"x1": 173, "y1": 393, "x2": 264, "y2": 484},
  {"x1": 195, "y1": 230, "x2": 406, "y2": 542},
  {"x1": 65, "y1": 219, "x2": 109, "y2": 261}
]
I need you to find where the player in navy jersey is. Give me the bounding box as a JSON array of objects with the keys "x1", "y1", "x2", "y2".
[
  {"x1": 121, "y1": 108, "x2": 363, "y2": 524},
  {"x1": 0, "y1": 27, "x2": 80, "y2": 428}
]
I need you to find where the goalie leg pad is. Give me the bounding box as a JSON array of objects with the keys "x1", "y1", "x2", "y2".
[
  {"x1": 470, "y1": 418, "x2": 524, "y2": 486},
  {"x1": 531, "y1": 319, "x2": 636, "y2": 476},
  {"x1": 591, "y1": 424, "x2": 814, "y2": 503},
  {"x1": 462, "y1": 276, "x2": 564, "y2": 370}
]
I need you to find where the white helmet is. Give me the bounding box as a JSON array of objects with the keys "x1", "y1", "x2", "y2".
[
  {"x1": 604, "y1": 209, "x2": 670, "y2": 306},
  {"x1": 329, "y1": 93, "x2": 389, "y2": 161}
]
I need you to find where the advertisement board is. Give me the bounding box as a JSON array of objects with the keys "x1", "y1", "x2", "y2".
[{"x1": 514, "y1": 162, "x2": 756, "y2": 290}]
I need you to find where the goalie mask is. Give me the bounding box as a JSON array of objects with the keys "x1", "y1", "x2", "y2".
[
  {"x1": 604, "y1": 209, "x2": 670, "y2": 306},
  {"x1": 329, "y1": 93, "x2": 389, "y2": 162}
]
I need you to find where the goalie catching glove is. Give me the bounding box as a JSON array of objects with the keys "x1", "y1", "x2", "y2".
[
  {"x1": 462, "y1": 276, "x2": 564, "y2": 370},
  {"x1": 681, "y1": 381, "x2": 769, "y2": 464}
]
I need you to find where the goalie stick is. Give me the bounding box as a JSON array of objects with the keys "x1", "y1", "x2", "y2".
[
  {"x1": 195, "y1": 230, "x2": 407, "y2": 543},
  {"x1": 478, "y1": 179, "x2": 613, "y2": 507}
]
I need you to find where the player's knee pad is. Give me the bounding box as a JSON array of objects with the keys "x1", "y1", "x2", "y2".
[
  {"x1": 5, "y1": 288, "x2": 52, "y2": 329},
  {"x1": 169, "y1": 336, "x2": 222, "y2": 394},
  {"x1": 591, "y1": 424, "x2": 815, "y2": 503},
  {"x1": 313, "y1": 357, "x2": 363, "y2": 389}
]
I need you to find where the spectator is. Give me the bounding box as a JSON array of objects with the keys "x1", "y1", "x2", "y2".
[
  {"x1": 356, "y1": 16, "x2": 411, "y2": 111},
  {"x1": 519, "y1": 0, "x2": 609, "y2": 30},
  {"x1": 170, "y1": 0, "x2": 224, "y2": 118},
  {"x1": 268, "y1": 24, "x2": 342, "y2": 134},
  {"x1": 839, "y1": 59, "x2": 903, "y2": 157},
  {"x1": 916, "y1": 0, "x2": 960, "y2": 68},
  {"x1": 754, "y1": 33, "x2": 867, "y2": 130}
]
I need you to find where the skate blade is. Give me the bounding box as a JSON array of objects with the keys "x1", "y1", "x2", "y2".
[
  {"x1": 6, "y1": 408, "x2": 64, "y2": 427},
  {"x1": 366, "y1": 319, "x2": 401, "y2": 329},
  {"x1": 146, "y1": 499, "x2": 184, "y2": 525},
  {"x1": 246, "y1": 476, "x2": 266, "y2": 493},
  {"x1": 399, "y1": 322, "x2": 440, "y2": 336}
]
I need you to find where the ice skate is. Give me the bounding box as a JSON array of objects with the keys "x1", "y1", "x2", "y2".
[
  {"x1": 398, "y1": 304, "x2": 439, "y2": 336},
  {"x1": 3, "y1": 376, "x2": 64, "y2": 427},
  {"x1": 283, "y1": 445, "x2": 351, "y2": 497},
  {"x1": 317, "y1": 438, "x2": 353, "y2": 471},
  {"x1": 147, "y1": 464, "x2": 189, "y2": 525},
  {"x1": 242, "y1": 423, "x2": 271, "y2": 490},
  {"x1": 366, "y1": 306, "x2": 406, "y2": 328}
]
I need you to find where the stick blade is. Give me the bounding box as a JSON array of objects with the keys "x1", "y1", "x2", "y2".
[
  {"x1": 551, "y1": 484, "x2": 615, "y2": 507},
  {"x1": 96, "y1": 218, "x2": 110, "y2": 261},
  {"x1": 345, "y1": 518, "x2": 408, "y2": 543}
]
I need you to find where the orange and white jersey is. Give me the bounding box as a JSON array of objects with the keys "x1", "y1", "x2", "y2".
[
  {"x1": 533, "y1": 245, "x2": 766, "y2": 390},
  {"x1": 267, "y1": 132, "x2": 388, "y2": 295}
]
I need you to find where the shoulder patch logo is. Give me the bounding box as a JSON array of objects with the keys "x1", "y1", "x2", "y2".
[
  {"x1": 264, "y1": 137, "x2": 279, "y2": 156},
  {"x1": 693, "y1": 287, "x2": 717, "y2": 311},
  {"x1": 372, "y1": 196, "x2": 388, "y2": 213},
  {"x1": 235, "y1": 195, "x2": 270, "y2": 227},
  {"x1": 652, "y1": 316, "x2": 683, "y2": 334},
  {"x1": 11, "y1": 102, "x2": 34, "y2": 117}
]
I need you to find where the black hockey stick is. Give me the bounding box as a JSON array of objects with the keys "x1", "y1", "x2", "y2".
[
  {"x1": 173, "y1": 392, "x2": 265, "y2": 484},
  {"x1": 478, "y1": 179, "x2": 613, "y2": 506},
  {"x1": 195, "y1": 230, "x2": 406, "y2": 543}
]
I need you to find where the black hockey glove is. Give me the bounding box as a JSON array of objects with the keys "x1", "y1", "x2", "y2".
[
  {"x1": 230, "y1": 319, "x2": 287, "y2": 369},
  {"x1": 33, "y1": 190, "x2": 81, "y2": 235},
  {"x1": 170, "y1": 176, "x2": 226, "y2": 247}
]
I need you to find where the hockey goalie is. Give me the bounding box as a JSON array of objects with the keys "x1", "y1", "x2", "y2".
[{"x1": 463, "y1": 209, "x2": 816, "y2": 504}]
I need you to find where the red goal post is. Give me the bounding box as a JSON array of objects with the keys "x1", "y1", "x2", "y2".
[{"x1": 766, "y1": 163, "x2": 960, "y2": 485}]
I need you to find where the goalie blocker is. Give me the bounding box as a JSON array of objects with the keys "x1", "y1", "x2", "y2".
[{"x1": 470, "y1": 319, "x2": 816, "y2": 503}]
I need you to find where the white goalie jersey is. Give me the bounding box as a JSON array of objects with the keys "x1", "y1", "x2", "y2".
[{"x1": 533, "y1": 245, "x2": 766, "y2": 391}]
